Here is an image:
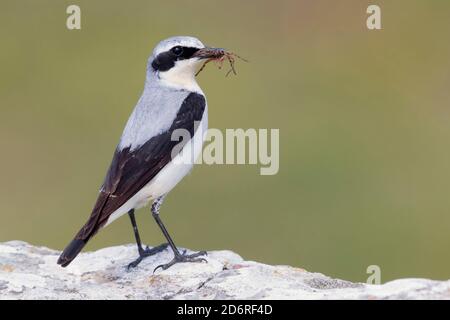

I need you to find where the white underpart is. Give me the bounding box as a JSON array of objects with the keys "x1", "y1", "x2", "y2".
[{"x1": 105, "y1": 107, "x2": 208, "y2": 226}]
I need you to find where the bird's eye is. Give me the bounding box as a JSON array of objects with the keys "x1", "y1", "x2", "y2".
[{"x1": 171, "y1": 46, "x2": 183, "y2": 56}]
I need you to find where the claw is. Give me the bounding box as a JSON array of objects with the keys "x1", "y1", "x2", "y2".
[
  {"x1": 153, "y1": 250, "x2": 208, "y2": 273},
  {"x1": 153, "y1": 264, "x2": 165, "y2": 273},
  {"x1": 126, "y1": 243, "x2": 169, "y2": 270},
  {"x1": 127, "y1": 256, "x2": 142, "y2": 270}
]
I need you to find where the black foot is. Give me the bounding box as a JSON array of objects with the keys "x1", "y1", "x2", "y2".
[
  {"x1": 154, "y1": 250, "x2": 208, "y2": 273},
  {"x1": 127, "y1": 243, "x2": 169, "y2": 270}
]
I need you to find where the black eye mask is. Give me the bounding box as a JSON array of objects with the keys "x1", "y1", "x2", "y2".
[{"x1": 152, "y1": 46, "x2": 201, "y2": 72}]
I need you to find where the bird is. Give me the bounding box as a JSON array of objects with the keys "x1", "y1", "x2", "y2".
[{"x1": 57, "y1": 36, "x2": 223, "y2": 271}]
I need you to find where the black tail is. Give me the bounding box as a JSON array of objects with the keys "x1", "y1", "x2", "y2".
[
  {"x1": 57, "y1": 238, "x2": 87, "y2": 267},
  {"x1": 58, "y1": 191, "x2": 109, "y2": 267}
]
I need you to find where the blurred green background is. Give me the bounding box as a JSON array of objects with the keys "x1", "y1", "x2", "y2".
[{"x1": 1, "y1": 0, "x2": 449, "y2": 283}]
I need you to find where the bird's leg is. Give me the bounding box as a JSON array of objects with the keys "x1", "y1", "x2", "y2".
[
  {"x1": 127, "y1": 209, "x2": 168, "y2": 269},
  {"x1": 151, "y1": 195, "x2": 207, "y2": 273}
]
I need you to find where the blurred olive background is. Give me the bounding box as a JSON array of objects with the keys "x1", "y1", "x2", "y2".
[{"x1": 1, "y1": 0, "x2": 449, "y2": 283}]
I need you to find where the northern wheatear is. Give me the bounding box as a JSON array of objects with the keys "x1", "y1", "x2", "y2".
[{"x1": 58, "y1": 36, "x2": 229, "y2": 271}]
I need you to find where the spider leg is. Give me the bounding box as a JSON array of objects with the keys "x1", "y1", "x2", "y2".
[
  {"x1": 225, "y1": 56, "x2": 237, "y2": 77},
  {"x1": 195, "y1": 59, "x2": 213, "y2": 76},
  {"x1": 234, "y1": 53, "x2": 249, "y2": 63}
]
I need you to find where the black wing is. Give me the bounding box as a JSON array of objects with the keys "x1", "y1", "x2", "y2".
[{"x1": 58, "y1": 92, "x2": 205, "y2": 266}]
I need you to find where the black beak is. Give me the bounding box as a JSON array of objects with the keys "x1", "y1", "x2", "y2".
[{"x1": 192, "y1": 47, "x2": 225, "y2": 60}]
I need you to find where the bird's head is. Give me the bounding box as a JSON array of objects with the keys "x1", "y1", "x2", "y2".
[{"x1": 147, "y1": 36, "x2": 221, "y2": 91}]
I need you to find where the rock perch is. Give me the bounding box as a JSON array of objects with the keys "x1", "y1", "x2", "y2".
[{"x1": 0, "y1": 241, "x2": 448, "y2": 299}]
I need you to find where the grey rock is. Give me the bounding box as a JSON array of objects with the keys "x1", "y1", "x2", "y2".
[{"x1": 0, "y1": 241, "x2": 448, "y2": 299}]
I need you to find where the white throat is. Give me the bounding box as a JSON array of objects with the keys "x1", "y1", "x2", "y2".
[{"x1": 157, "y1": 59, "x2": 202, "y2": 93}]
